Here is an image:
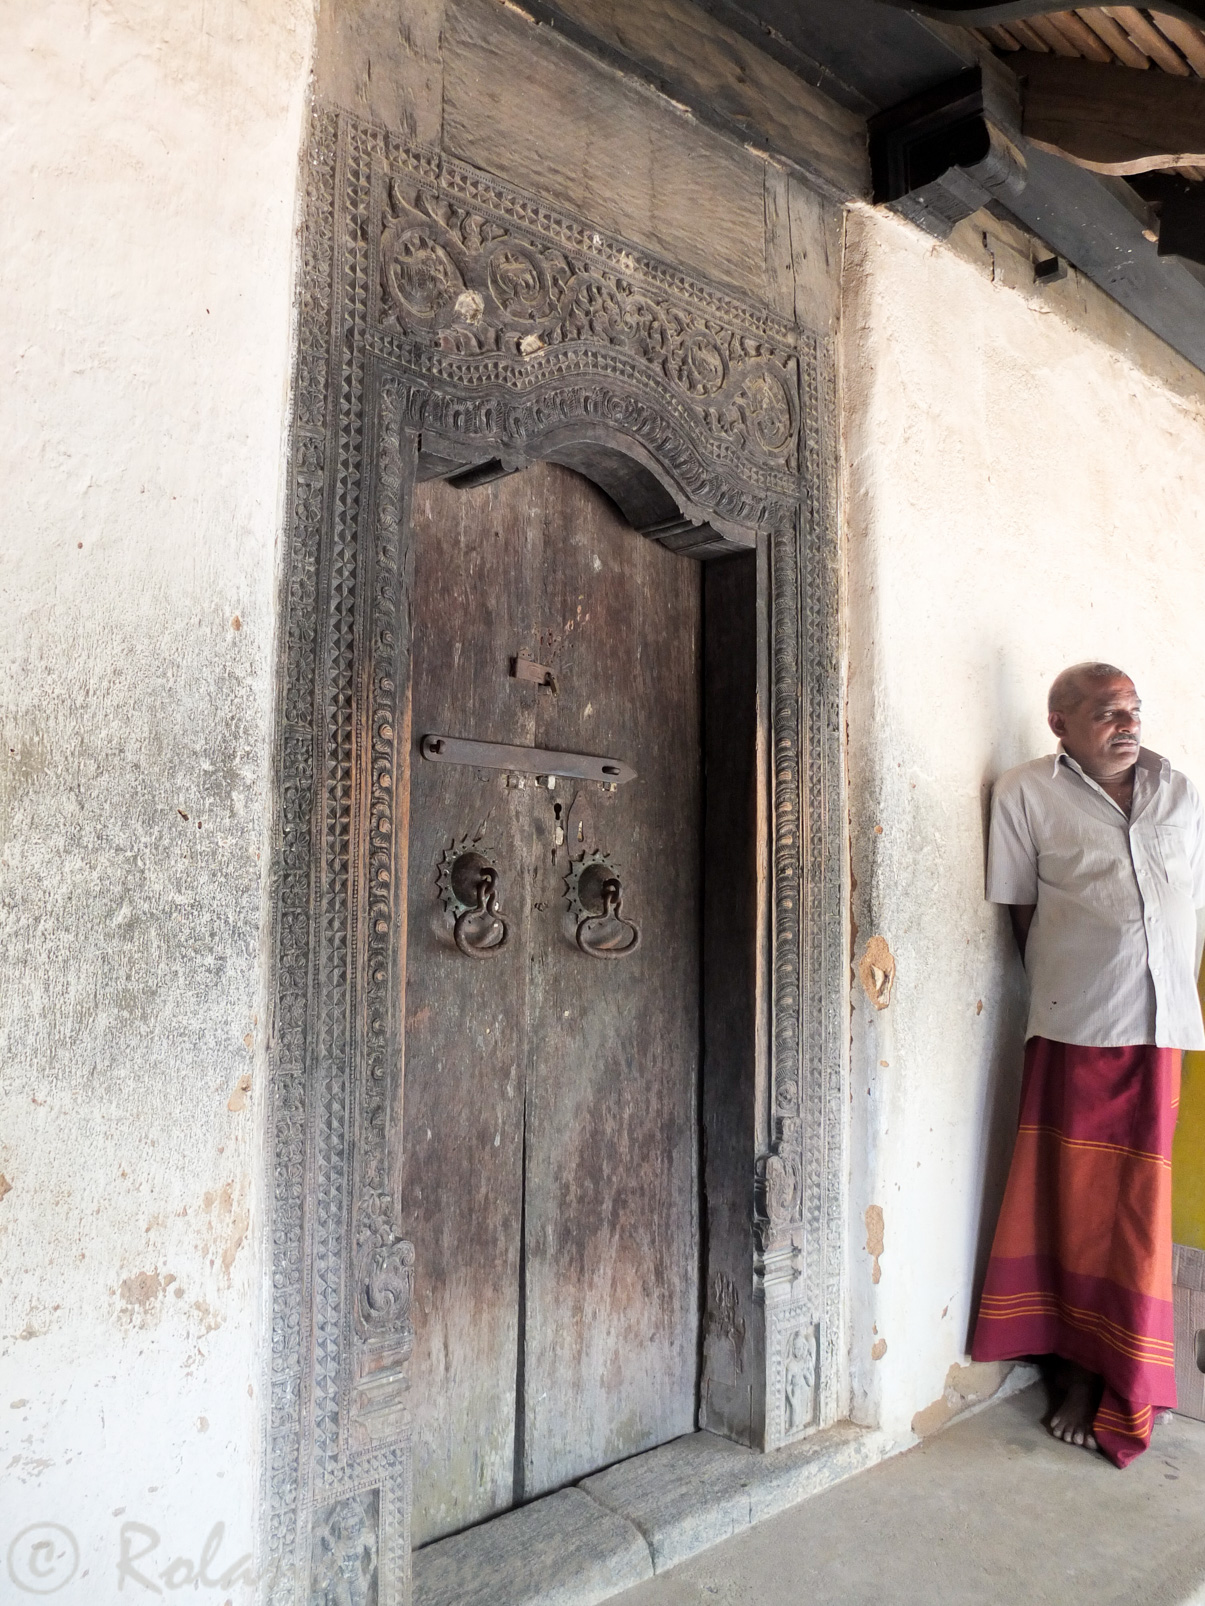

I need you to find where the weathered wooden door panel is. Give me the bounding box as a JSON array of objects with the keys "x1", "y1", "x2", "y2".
[
  {"x1": 400, "y1": 476, "x2": 543, "y2": 1546},
  {"x1": 521, "y1": 468, "x2": 700, "y2": 1497},
  {"x1": 401, "y1": 461, "x2": 700, "y2": 1544}
]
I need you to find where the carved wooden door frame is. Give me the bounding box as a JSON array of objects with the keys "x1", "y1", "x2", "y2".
[{"x1": 265, "y1": 107, "x2": 845, "y2": 1606}]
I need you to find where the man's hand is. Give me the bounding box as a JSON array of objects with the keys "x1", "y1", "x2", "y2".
[{"x1": 1009, "y1": 904, "x2": 1036, "y2": 960}]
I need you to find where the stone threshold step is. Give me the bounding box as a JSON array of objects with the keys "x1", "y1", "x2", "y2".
[{"x1": 412, "y1": 1419, "x2": 905, "y2": 1606}]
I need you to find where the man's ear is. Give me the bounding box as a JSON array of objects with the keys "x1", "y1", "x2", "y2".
[{"x1": 1048, "y1": 710, "x2": 1066, "y2": 739}]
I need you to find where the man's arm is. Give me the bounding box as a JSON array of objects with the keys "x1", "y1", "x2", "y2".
[
  {"x1": 1009, "y1": 903, "x2": 1036, "y2": 961},
  {"x1": 987, "y1": 776, "x2": 1038, "y2": 956}
]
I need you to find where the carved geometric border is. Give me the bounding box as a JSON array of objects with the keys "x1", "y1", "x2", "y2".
[
  {"x1": 264, "y1": 104, "x2": 846, "y2": 1602},
  {"x1": 772, "y1": 331, "x2": 846, "y2": 1439}
]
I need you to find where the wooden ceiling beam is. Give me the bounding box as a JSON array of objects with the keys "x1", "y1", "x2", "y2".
[
  {"x1": 873, "y1": 1, "x2": 1205, "y2": 32},
  {"x1": 977, "y1": 23, "x2": 1025, "y2": 48},
  {"x1": 1016, "y1": 49, "x2": 1205, "y2": 172},
  {"x1": 1008, "y1": 17, "x2": 1055, "y2": 49}
]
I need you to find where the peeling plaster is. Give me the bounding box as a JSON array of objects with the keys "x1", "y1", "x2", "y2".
[
  {"x1": 911, "y1": 1360, "x2": 1016, "y2": 1437},
  {"x1": 865, "y1": 1204, "x2": 885, "y2": 1286},
  {"x1": 858, "y1": 934, "x2": 896, "y2": 1010},
  {"x1": 226, "y1": 1074, "x2": 252, "y2": 1113}
]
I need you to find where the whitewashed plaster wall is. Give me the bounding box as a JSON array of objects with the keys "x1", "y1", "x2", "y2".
[
  {"x1": 0, "y1": 3, "x2": 314, "y2": 1600},
  {"x1": 841, "y1": 204, "x2": 1205, "y2": 1440}
]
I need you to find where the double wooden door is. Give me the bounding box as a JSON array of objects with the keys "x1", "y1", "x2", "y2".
[{"x1": 399, "y1": 461, "x2": 701, "y2": 1546}]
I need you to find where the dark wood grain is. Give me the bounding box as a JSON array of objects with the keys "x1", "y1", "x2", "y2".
[
  {"x1": 534, "y1": 0, "x2": 869, "y2": 201},
  {"x1": 520, "y1": 465, "x2": 702, "y2": 1498},
  {"x1": 399, "y1": 472, "x2": 542, "y2": 1546},
  {"x1": 441, "y1": 0, "x2": 770, "y2": 299}
]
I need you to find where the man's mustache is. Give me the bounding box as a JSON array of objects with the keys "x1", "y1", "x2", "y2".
[{"x1": 1109, "y1": 733, "x2": 1139, "y2": 744}]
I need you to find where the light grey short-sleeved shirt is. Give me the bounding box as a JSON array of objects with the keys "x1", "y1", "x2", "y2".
[{"x1": 987, "y1": 747, "x2": 1205, "y2": 1049}]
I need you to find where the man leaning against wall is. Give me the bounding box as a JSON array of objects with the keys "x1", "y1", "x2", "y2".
[{"x1": 972, "y1": 663, "x2": 1205, "y2": 1466}]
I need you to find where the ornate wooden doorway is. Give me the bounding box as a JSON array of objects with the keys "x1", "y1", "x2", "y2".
[
  {"x1": 267, "y1": 110, "x2": 844, "y2": 1606},
  {"x1": 403, "y1": 461, "x2": 701, "y2": 1543}
]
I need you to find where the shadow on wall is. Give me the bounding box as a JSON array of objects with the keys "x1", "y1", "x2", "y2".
[
  {"x1": 966, "y1": 919, "x2": 1028, "y2": 1351},
  {"x1": 964, "y1": 648, "x2": 1045, "y2": 1349}
]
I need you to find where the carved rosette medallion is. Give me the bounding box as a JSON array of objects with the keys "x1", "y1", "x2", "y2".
[{"x1": 267, "y1": 104, "x2": 843, "y2": 1601}]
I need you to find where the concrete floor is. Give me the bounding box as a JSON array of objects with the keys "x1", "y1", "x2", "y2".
[{"x1": 612, "y1": 1385, "x2": 1205, "y2": 1606}]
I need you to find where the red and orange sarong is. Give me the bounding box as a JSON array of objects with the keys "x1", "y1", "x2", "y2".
[{"x1": 971, "y1": 1036, "x2": 1180, "y2": 1467}]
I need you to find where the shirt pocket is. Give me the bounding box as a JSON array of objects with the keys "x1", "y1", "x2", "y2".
[{"x1": 1156, "y1": 823, "x2": 1194, "y2": 896}]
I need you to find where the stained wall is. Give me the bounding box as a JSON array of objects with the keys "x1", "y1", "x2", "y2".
[
  {"x1": 842, "y1": 203, "x2": 1205, "y2": 1438},
  {"x1": 0, "y1": 1, "x2": 315, "y2": 1597}
]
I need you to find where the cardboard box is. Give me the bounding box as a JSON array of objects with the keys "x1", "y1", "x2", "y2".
[{"x1": 1173, "y1": 1242, "x2": 1205, "y2": 1421}]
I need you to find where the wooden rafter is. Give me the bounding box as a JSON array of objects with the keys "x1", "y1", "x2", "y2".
[
  {"x1": 969, "y1": 8, "x2": 1205, "y2": 73},
  {"x1": 877, "y1": 0, "x2": 1205, "y2": 29}
]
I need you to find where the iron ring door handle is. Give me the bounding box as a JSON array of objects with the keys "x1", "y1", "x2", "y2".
[
  {"x1": 453, "y1": 866, "x2": 509, "y2": 957},
  {"x1": 575, "y1": 876, "x2": 641, "y2": 960}
]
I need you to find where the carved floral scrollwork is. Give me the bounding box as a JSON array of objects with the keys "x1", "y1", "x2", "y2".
[
  {"x1": 354, "y1": 1190, "x2": 415, "y2": 1350},
  {"x1": 672, "y1": 329, "x2": 728, "y2": 396},
  {"x1": 376, "y1": 177, "x2": 800, "y2": 481},
  {"x1": 486, "y1": 243, "x2": 555, "y2": 322},
  {"x1": 735, "y1": 367, "x2": 794, "y2": 453},
  {"x1": 381, "y1": 227, "x2": 465, "y2": 321}
]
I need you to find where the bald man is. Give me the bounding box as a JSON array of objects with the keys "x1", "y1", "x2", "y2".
[{"x1": 972, "y1": 663, "x2": 1205, "y2": 1465}]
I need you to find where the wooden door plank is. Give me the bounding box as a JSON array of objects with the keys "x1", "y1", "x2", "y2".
[
  {"x1": 441, "y1": 0, "x2": 772, "y2": 299},
  {"x1": 519, "y1": 464, "x2": 702, "y2": 1498},
  {"x1": 400, "y1": 474, "x2": 544, "y2": 1546}
]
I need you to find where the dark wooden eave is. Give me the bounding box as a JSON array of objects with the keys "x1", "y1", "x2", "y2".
[{"x1": 713, "y1": 0, "x2": 1205, "y2": 374}]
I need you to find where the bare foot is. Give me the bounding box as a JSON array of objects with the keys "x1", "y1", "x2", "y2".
[{"x1": 1049, "y1": 1363, "x2": 1100, "y2": 1451}]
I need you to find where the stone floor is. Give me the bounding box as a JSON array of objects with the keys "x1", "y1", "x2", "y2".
[{"x1": 612, "y1": 1385, "x2": 1205, "y2": 1606}]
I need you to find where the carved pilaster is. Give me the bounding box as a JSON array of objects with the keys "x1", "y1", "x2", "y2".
[{"x1": 754, "y1": 328, "x2": 844, "y2": 1449}]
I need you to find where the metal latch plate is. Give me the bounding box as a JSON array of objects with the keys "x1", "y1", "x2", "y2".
[{"x1": 421, "y1": 735, "x2": 635, "y2": 785}]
